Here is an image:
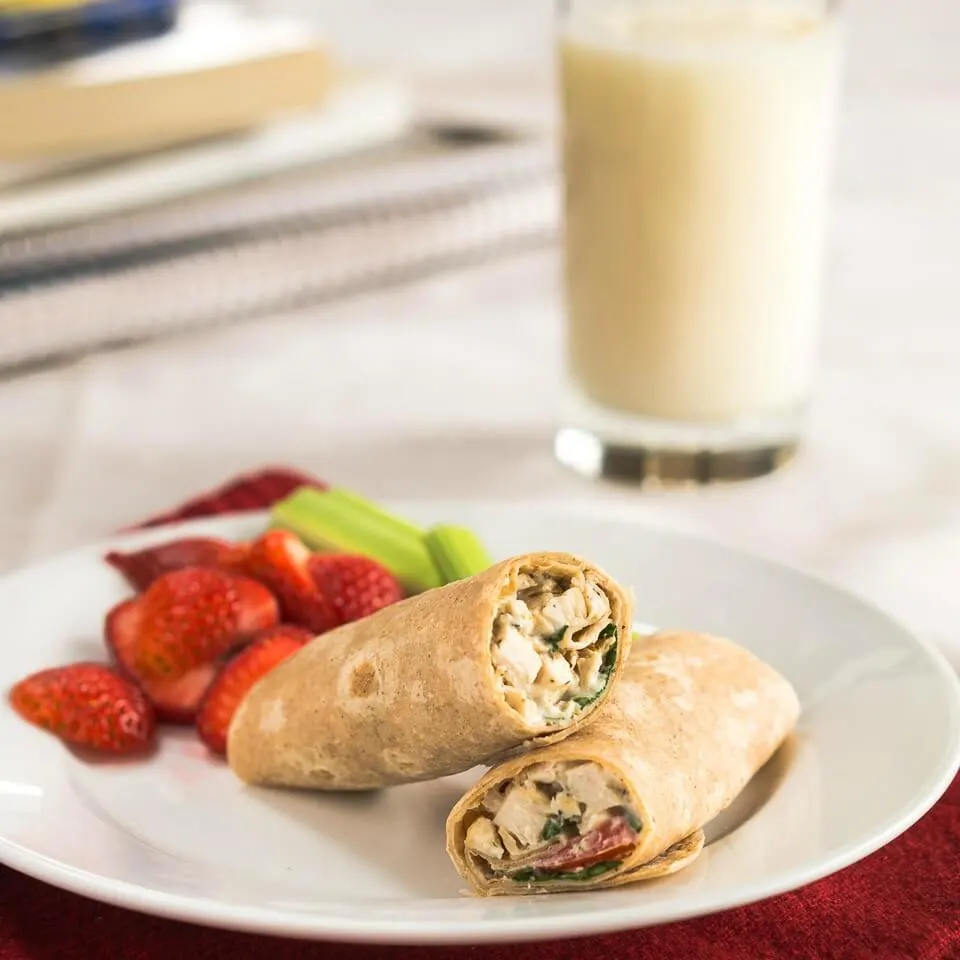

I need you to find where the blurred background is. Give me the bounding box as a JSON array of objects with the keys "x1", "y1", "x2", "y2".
[{"x1": 1, "y1": 0, "x2": 958, "y2": 661}]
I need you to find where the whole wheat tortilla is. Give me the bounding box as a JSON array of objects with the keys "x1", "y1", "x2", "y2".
[
  {"x1": 446, "y1": 630, "x2": 799, "y2": 895},
  {"x1": 227, "y1": 551, "x2": 634, "y2": 790}
]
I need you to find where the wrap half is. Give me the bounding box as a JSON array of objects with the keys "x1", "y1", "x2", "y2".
[
  {"x1": 227, "y1": 551, "x2": 634, "y2": 790},
  {"x1": 446, "y1": 630, "x2": 800, "y2": 894}
]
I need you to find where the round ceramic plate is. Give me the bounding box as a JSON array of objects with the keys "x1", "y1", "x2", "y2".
[{"x1": 1, "y1": 503, "x2": 958, "y2": 944}]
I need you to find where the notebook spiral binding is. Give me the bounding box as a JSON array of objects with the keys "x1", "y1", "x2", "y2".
[{"x1": 0, "y1": 142, "x2": 560, "y2": 372}]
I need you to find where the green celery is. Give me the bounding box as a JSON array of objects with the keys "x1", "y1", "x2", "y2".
[
  {"x1": 424, "y1": 524, "x2": 494, "y2": 584},
  {"x1": 270, "y1": 487, "x2": 443, "y2": 593}
]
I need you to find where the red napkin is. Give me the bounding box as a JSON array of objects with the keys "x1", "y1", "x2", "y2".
[{"x1": 2, "y1": 467, "x2": 958, "y2": 960}]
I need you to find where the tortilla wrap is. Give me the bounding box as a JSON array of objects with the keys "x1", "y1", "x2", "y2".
[
  {"x1": 446, "y1": 630, "x2": 799, "y2": 894},
  {"x1": 227, "y1": 551, "x2": 634, "y2": 790}
]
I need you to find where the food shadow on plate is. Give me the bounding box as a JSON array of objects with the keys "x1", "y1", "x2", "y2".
[
  {"x1": 237, "y1": 772, "x2": 476, "y2": 897},
  {"x1": 66, "y1": 636, "x2": 109, "y2": 662},
  {"x1": 702, "y1": 734, "x2": 797, "y2": 846}
]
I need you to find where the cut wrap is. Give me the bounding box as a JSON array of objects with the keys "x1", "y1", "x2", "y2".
[
  {"x1": 446, "y1": 630, "x2": 800, "y2": 895},
  {"x1": 227, "y1": 551, "x2": 634, "y2": 790}
]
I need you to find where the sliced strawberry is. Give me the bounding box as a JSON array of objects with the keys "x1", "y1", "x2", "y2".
[
  {"x1": 311, "y1": 554, "x2": 404, "y2": 625},
  {"x1": 105, "y1": 537, "x2": 249, "y2": 591},
  {"x1": 110, "y1": 567, "x2": 279, "y2": 681},
  {"x1": 146, "y1": 663, "x2": 220, "y2": 724},
  {"x1": 240, "y1": 531, "x2": 340, "y2": 635},
  {"x1": 196, "y1": 627, "x2": 310, "y2": 756},
  {"x1": 249, "y1": 624, "x2": 314, "y2": 645},
  {"x1": 9, "y1": 662, "x2": 155, "y2": 754},
  {"x1": 105, "y1": 598, "x2": 219, "y2": 723}
]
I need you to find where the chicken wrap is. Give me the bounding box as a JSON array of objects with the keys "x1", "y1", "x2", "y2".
[
  {"x1": 227, "y1": 551, "x2": 634, "y2": 790},
  {"x1": 446, "y1": 630, "x2": 800, "y2": 894}
]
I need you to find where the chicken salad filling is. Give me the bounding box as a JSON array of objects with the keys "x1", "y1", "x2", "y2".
[
  {"x1": 492, "y1": 568, "x2": 618, "y2": 725},
  {"x1": 463, "y1": 760, "x2": 640, "y2": 882}
]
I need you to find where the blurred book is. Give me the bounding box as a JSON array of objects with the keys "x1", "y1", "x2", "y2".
[
  {"x1": 0, "y1": 1, "x2": 331, "y2": 163},
  {"x1": 0, "y1": 71, "x2": 414, "y2": 233},
  {"x1": 0, "y1": 0, "x2": 178, "y2": 53}
]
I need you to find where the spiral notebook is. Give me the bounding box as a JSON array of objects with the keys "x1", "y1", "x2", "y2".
[{"x1": 0, "y1": 134, "x2": 558, "y2": 373}]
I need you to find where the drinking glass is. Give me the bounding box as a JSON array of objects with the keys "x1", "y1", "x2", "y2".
[{"x1": 554, "y1": 0, "x2": 842, "y2": 483}]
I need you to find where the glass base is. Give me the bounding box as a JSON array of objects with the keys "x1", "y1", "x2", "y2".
[{"x1": 555, "y1": 389, "x2": 802, "y2": 486}]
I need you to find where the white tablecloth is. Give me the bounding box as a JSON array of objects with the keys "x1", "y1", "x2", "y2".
[{"x1": 2, "y1": 0, "x2": 959, "y2": 668}]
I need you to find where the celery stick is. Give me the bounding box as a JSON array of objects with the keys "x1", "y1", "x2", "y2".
[
  {"x1": 270, "y1": 487, "x2": 443, "y2": 592},
  {"x1": 425, "y1": 524, "x2": 494, "y2": 583},
  {"x1": 323, "y1": 487, "x2": 424, "y2": 539}
]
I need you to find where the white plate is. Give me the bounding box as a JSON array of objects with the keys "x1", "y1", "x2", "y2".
[{"x1": 1, "y1": 503, "x2": 958, "y2": 945}]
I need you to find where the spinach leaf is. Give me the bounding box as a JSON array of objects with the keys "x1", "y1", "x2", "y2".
[
  {"x1": 545, "y1": 626, "x2": 567, "y2": 649},
  {"x1": 541, "y1": 814, "x2": 580, "y2": 841},
  {"x1": 510, "y1": 860, "x2": 623, "y2": 883},
  {"x1": 599, "y1": 622, "x2": 618, "y2": 641},
  {"x1": 570, "y1": 638, "x2": 620, "y2": 709},
  {"x1": 601, "y1": 637, "x2": 619, "y2": 674}
]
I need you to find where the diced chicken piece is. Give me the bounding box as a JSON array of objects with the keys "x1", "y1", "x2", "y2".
[
  {"x1": 539, "y1": 653, "x2": 575, "y2": 686},
  {"x1": 465, "y1": 817, "x2": 505, "y2": 861},
  {"x1": 482, "y1": 787, "x2": 506, "y2": 814},
  {"x1": 561, "y1": 586, "x2": 589, "y2": 623},
  {"x1": 519, "y1": 698, "x2": 545, "y2": 726},
  {"x1": 494, "y1": 626, "x2": 543, "y2": 687},
  {"x1": 584, "y1": 579, "x2": 611, "y2": 620},
  {"x1": 518, "y1": 580, "x2": 557, "y2": 611},
  {"x1": 493, "y1": 782, "x2": 552, "y2": 847},
  {"x1": 496, "y1": 824, "x2": 523, "y2": 857},
  {"x1": 500, "y1": 597, "x2": 535, "y2": 633},
  {"x1": 534, "y1": 587, "x2": 589, "y2": 635},
  {"x1": 551, "y1": 790, "x2": 583, "y2": 821},
  {"x1": 502, "y1": 688, "x2": 544, "y2": 726},
  {"x1": 576, "y1": 651, "x2": 603, "y2": 692},
  {"x1": 562, "y1": 763, "x2": 628, "y2": 823},
  {"x1": 532, "y1": 602, "x2": 566, "y2": 635},
  {"x1": 568, "y1": 619, "x2": 606, "y2": 650}
]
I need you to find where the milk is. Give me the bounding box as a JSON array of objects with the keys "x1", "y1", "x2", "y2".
[{"x1": 560, "y1": 1, "x2": 841, "y2": 423}]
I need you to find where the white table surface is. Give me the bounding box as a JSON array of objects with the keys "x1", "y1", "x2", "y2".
[{"x1": 2, "y1": 0, "x2": 959, "y2": 669}]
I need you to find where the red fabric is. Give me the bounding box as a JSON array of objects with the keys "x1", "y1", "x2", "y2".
[
  {"x1": 2, "y1": 467, "x2": 958, "y2": 960},
  {"x1": 130, "y1": 466, "x2": 325, "y2": 529}
]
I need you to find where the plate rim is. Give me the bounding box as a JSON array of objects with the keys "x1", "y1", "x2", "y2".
[{"x1": 1, "y1": 505, "x2": 958, "y2": 944}]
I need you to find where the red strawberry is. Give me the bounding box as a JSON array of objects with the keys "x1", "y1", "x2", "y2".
[
  {"x1": 105, "y1": 599, "x2": 219, "y2": 723},
  {"x1": 109, "y1": 567, "x2": 279, "y2": 681},
  {"x1": 240, "y1": 531, "x2": 340, "y2": 635},
  {"x1": 10, "y1": 663, "x2": 155, "y2": 754},
  {"x1": 144, "y1": 664, "x2": 219, "y2": 724},
  {"x1": 105, "y1": 537, "x2": 249, "y2": 592},
  {"x1": 249, "y1": 623, "x2": 314, "y2": 645},
  {"x1": 311, "y1": 554, "x2": 404, "y2": 625},
  {"x1": 196, "y1": 626, "x2": 310, "y2": 755}
]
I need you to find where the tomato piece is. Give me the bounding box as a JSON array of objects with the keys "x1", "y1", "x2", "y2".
[{"x1": 531, "y1": 816, "x2": 637, "y2": 872}]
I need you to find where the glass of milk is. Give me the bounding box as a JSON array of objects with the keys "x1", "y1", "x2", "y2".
[{"x1": 554, "y1": 0, "x2": 842, "y2": 484}]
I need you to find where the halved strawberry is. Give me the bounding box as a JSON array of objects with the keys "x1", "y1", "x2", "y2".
[
  {"x1": 105, "y1": 599, "x2": 219, "y2": 723},
  {"x1": 10, "y1": 662, "x2": 155, "y2": 754},
  {"x1": 248, "y1": 624, "x2": 314, "y2": 646},
  {"x1": 144, "y1": 663, "x2": 220, "y2": 724},
  {"x1": 109, "y1": 567, "x2": 279, "y2": 681},
  {"x1": 105, "y1": 537, "x2": 249, "y2": 592},
  {"x1": 240, "y1": 531, "x2": 340, "y2": 635},
  {"x1": 196, "y1": 626, "x2": 310, "y2": 756},
  {"x1": 311, "y1": 554, "x2": 404, "y2": 625}
]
